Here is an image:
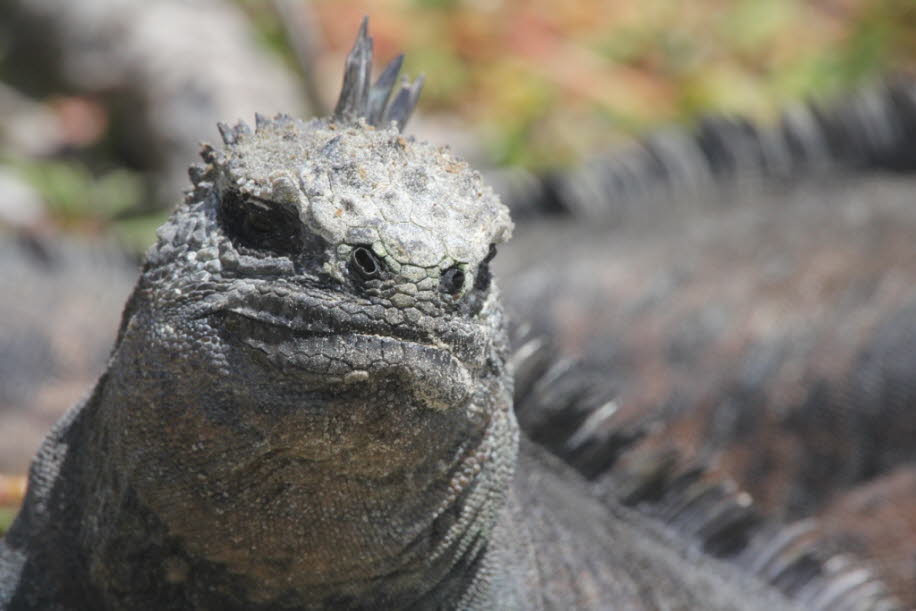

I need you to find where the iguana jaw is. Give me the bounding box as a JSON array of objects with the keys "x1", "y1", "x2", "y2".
[
  {"x1": 81, "y1": 278, "x2": 519, "y2": 607},
  {"x1": 221, "y1": 308, "x2": 475, "y2": 410}
]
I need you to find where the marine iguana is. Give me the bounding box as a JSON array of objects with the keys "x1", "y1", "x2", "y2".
[
  {"x1": 0, "y1": 19, "x2": 902, "y2": 610},
  {"x1": 495, "y1": 78, "x2": 916, "y2": 605}
]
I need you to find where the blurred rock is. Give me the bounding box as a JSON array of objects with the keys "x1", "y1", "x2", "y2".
[
  {"x1": 0, "y1": 0, "x2": 306, "y2": 208},
  {"x1": 0, "y1": 83, "x2": 63, "y2": 157},
  {"x1": 0, "y1": 233, "x2": 137, "y2": 473},
  {"x1": 0, "y1": 168, "x2": 43, "y2": 227}
]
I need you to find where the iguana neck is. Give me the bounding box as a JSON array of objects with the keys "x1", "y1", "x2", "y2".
[{"x1": 73, "y1": 293, "x2": 521, "y2": 609}]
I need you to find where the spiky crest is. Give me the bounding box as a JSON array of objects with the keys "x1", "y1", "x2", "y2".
[
  {"x1": 511, "y1": 326, "x2": 904, "y2": 609},
  {"x1": 332, "y1": 17, "x2": 424, "y2": 131}
]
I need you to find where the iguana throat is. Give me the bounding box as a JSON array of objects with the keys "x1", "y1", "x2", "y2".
[{"x1": 83, "y1": 298, "x2": 518, "y2": 606}]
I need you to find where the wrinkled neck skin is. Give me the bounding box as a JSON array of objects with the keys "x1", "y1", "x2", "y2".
[{"x1": 75, "y1": 285, "x2": 522, "y2": 609}]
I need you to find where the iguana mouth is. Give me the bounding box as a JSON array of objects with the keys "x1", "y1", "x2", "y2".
[
  {"x1": 222, "y1": 303, "x2": 432, "y2": 346},
  {"x1": 210, "y1": 287, "x2": 491, "y2": 364},
  {"x1": 218, "y1": 309, "x2": 480, "y2": 410}
]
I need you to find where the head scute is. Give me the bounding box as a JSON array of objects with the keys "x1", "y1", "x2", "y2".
[{"x1": 333, "y1": 17, "x2": 424, "y2": 131}]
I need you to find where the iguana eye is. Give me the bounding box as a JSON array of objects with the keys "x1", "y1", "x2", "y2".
[
  {"x1": 246, "y1": 212, "x2": 274, "y2": 234},
  {"x1": 349, "y1": 246, "x2": 382, "y2": 281},
  {"x1": 220, "y1": 189, "x2": 301, "y2": 254}
]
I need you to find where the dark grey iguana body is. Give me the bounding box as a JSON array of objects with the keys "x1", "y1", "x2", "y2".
[
  {"x1": 505, "y1": 173, "x2": 916, "y2": 515},
  {"x1": 497, "y1": 81, "x2": 916, "y2": 606},
  {"x1": 502, "y1": 174, "x2": 916, "y2": 606},
  {"x1": 0, "y1": 22, "x2": 903, "y2": 610}
]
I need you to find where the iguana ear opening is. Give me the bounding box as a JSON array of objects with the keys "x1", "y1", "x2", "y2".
[
  {"x1": 473, "y1": 244, "x2": 497, "y2": 293},
  {"x1": 333, "y1": 16, "x2": 424, "y2": 131}
]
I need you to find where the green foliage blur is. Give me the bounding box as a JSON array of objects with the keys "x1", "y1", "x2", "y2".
[{"x1": 288, "y1": 0, "x2": 916, "y2": 168}]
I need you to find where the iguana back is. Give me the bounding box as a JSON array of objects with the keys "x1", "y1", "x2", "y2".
[{"x1": 500, "y1": 97, "x2": 916, "y2": 605}]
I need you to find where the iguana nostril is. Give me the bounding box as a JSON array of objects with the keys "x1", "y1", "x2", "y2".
[
  {"x1": 440, "y1": 267, "x2": 465, "y2": 297},
  {"x1": 349, "y1": 246, "x2": 381, "y2": 281}
]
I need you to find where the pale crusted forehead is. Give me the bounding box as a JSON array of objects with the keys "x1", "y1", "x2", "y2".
[{"x1": 218, "y1": 117, "x2": 512, "y2": 267}]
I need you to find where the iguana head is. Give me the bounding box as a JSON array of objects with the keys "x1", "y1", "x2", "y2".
[
  {"x1": 138, "y1": 19, "x2": 513, "y2": 414},
  {"x1": 98, "y1": 18, "x2": 518, "y2": 606}
]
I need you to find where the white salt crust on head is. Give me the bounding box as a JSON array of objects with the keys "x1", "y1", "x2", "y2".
[{"x1": 215, "y1": 117, "x2": 513, "y2": 275}]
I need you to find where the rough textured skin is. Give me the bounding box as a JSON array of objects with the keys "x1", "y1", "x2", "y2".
[{"x1": 0, "y1": 23, "x2": 904, "y2": 610}]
